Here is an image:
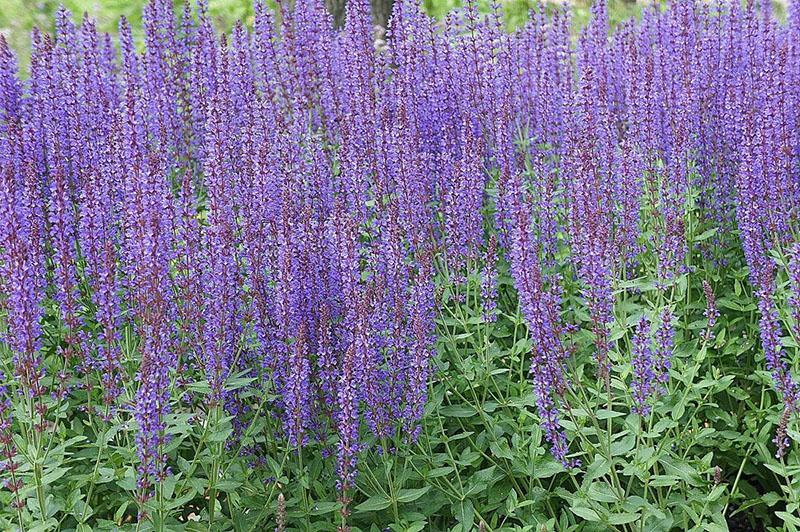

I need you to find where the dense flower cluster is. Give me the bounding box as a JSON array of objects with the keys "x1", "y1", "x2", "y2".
[{"x1": 0, "y1": 0, "x2": 799, "y2": 502}]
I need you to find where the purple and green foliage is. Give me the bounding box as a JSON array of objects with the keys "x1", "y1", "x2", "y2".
[{"x1": 0, "y1": 0, "x2": 800, "y2": 529}]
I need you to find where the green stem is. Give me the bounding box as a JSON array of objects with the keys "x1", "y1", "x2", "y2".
[
  {"x1": 208, "y1": 405, "x2": 222, "y2": 531},
  {"x1": 34, "y1": 461, "x2": 47, "y2": 522}
]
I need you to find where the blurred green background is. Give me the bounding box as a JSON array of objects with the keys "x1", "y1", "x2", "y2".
[
  {"x1": 0, "y1": 0, "x2": 788, "y2": 71},
  {"x1": 0, "y1": 0, "x2": 646, "y2": 68}
]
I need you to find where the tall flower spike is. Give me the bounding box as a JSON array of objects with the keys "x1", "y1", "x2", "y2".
[
  {"x1": 118, "y1": 15, "x2": 178, "y2": 501},
  {"x1": 0, "y1": 147, "x2": 46, "y2": 400},
  {"x1": 630, "y1": 317, "x2": 655, "y2": 416},
  {"x1": 507, "y1": 173, "x2": 575, "y2": 467},
  {"x1": 200, "y1": 35, "x2": 240, "y2": 406},
  {"x1": 328, "y1": 199, "x2": 365, "y2": 490},
  {"x1": 789, "y1": 245, "x2": 800, "y2": 341},
  {"x1": 702, "y1": 280, "x2": 719, "y2": 342},
  {"x1": 0, "y1": 36, "x2": 22, "y2": 127},
  {"x1": 405, "y1": 246, "x2": 436, "y2": 439},
  {"x1": 654, "y1": 308, "x2": 674, "y2": 390},
  {"x1": 481, "y1": 234, "x2": 499, "y2": 324}
]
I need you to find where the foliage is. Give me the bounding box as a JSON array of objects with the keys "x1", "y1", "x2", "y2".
[{"x1": 1, "y1": 0, "x2": 800, "y2": 531}]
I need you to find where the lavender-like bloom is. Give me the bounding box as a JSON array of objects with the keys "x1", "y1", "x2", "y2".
[
  {"x1": 0, "y1": 36, "x2": 22, "y2": 125},
  {"x1": 174, "y1": 171, "x2": 204, "y2": 375},
  {"x1": 774, "y1": 406, "x2": 792, "y2": 459},
  {"x1": 46, "y1": 160, "x2": 81, "y2": 349},
  {"x1": 702, "y1": 280, "x2": 719, "y2": 342},
  {"x1": 372, "y1": 201, "x2": 410, "y2": 428},
  {"x1": 788, "y1": 244, "x2": 800, "y2": 341},
  {"x1": 404, "y1": 247, "x2": 435, "y2": 439},
  {"x1": 441, "y1": 124, "x2": 485, "y2": 280},
  {"x1": 78, "y1": 162, "x2": 123, "y2": 407},
  {"x1": 630, "y1": 317, "x2": 655, "y2": 416},
  {"x1": 134, "y1": 332, "x2": 172, "y2": 504},
  {"x1": 565, "y1": 16, "x2": 619, "y2": 383},
  {"x1": 614, "y1": 144, "x2": 645, "y2": 268},
  {"x1": 338, "y1": 0, "x2": 379, "y2": 223},
  {"x1": 0, "y1": 45, "x2": 46, "y2": 399},
  {"x1": 284, "y1": 324, "x2": 311, "y2": 448},
  {"x1": 118, "y1": 17, "x2": 177, "y2": 503},
  {"x1": 734, "y1": 39, "x2": 800, "y2": 417},
  {"x1": 481, "y1": 234, "x2": 499, "y2": 323},
  {"x1": 653, "y1": 308, "x2": 674, "y2": 389},
  {"x1": 328, "y1": 201, "x2": 365, "y2": 489},
  {"x1": 507, "y1": 173, "x2": 575, "y2": 467},
  {"x1": 75, "y1": 24, "x2": 124, "y2": 403},
  {"x1": 336, "y1": 342, "x2": 360, "y2": 492},
  {"x1": 200, "y1": 36, "x2": 240, "y2": 406},
  {"x1": 757, "y1": 295, "x2": 799, "y2": 412}
]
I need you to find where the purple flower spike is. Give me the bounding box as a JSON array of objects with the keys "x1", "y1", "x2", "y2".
[{"x1": 630, "y1": 317, "x2": 655, "y2": 416}]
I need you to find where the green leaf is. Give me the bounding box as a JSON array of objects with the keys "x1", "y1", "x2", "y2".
[
  {"x1": 397, "y1": 486, "x2": 430, "y2": 503},
  {"x1": 456, "y1": 499, "x2": 475, "y2": 530},
  {"x1": 440, "y1": 405, "x2": 476, "y2": 418},
  {"x1": 166, "y1": 490, "x2": 197, "y2": 511},
  {"x1": 649, "y1": 475, "x2": 681, "y2": 487},
  {"x1": 611, "y1": 434, "x2": 636, "y2": 456},
  {"x1": 427, "y1": 466, "x2": 454, "y2": 478},
  {"x1": 41, "y1": 467, "x2": 69, "y2": 485},
  {"x1": 596, "y1": 409, "x2": 625, "y2": 420},
  {"x1": 310, "y1": 501, "x2": 340, "y2": 515},
  {"x1": 658, "y1": 457, "x2": 701, "y2": 486},
  {"x1": 587, "y1": 482, "x2": 619, "y2": 503},
  {"x1": 116, "y1": 470, "x2": 137, "y2": 491},
  {"x1": 114, "y1": 501, "x2": 132, "y2": 523},
  {"x1": 585, "y1": 456, "x2": 611, "y2": 483},
  {"x1": 355, "y1": 495, "x2": 392, "y2": 512},
  {"x1": 27, "y1": 519, "x2": 59, "y2": 532},
  {"x1": 672, "y1": 399, "x2": 686, "y2": 420},
  {"x1": 712, "y1": 375, "x2": 735, "y2": 392},
  {"x1": 489, "y1": 440, "x2": 514, "y2": 460},
  {"x1": 405, "y1": 522, "x2": 427, "y2": 532},
  {"x1": 693, "y1": 227, "x2": 718, "y2": 242},
  {"x1": 707, "y1": 484, "x2": 726, "y2": 501},
  {"x1": 533, "y1": 457, "x2": 564, "y2": 479},
  {"x1": 777, "y1": 512, "x2": 800, "y2": 527},
  {"x1": 215, "y1": 480, "x2": 241, "y2": 492},
  {"x1": 608, "y1": 512, "x2": 640, "y2": 525},
  {"x1": 207, "y1": 422, "x2": 234, "y2": 442},
  {"x1": 570, "y1": 506, "x2": 601, "y2": 521}
]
